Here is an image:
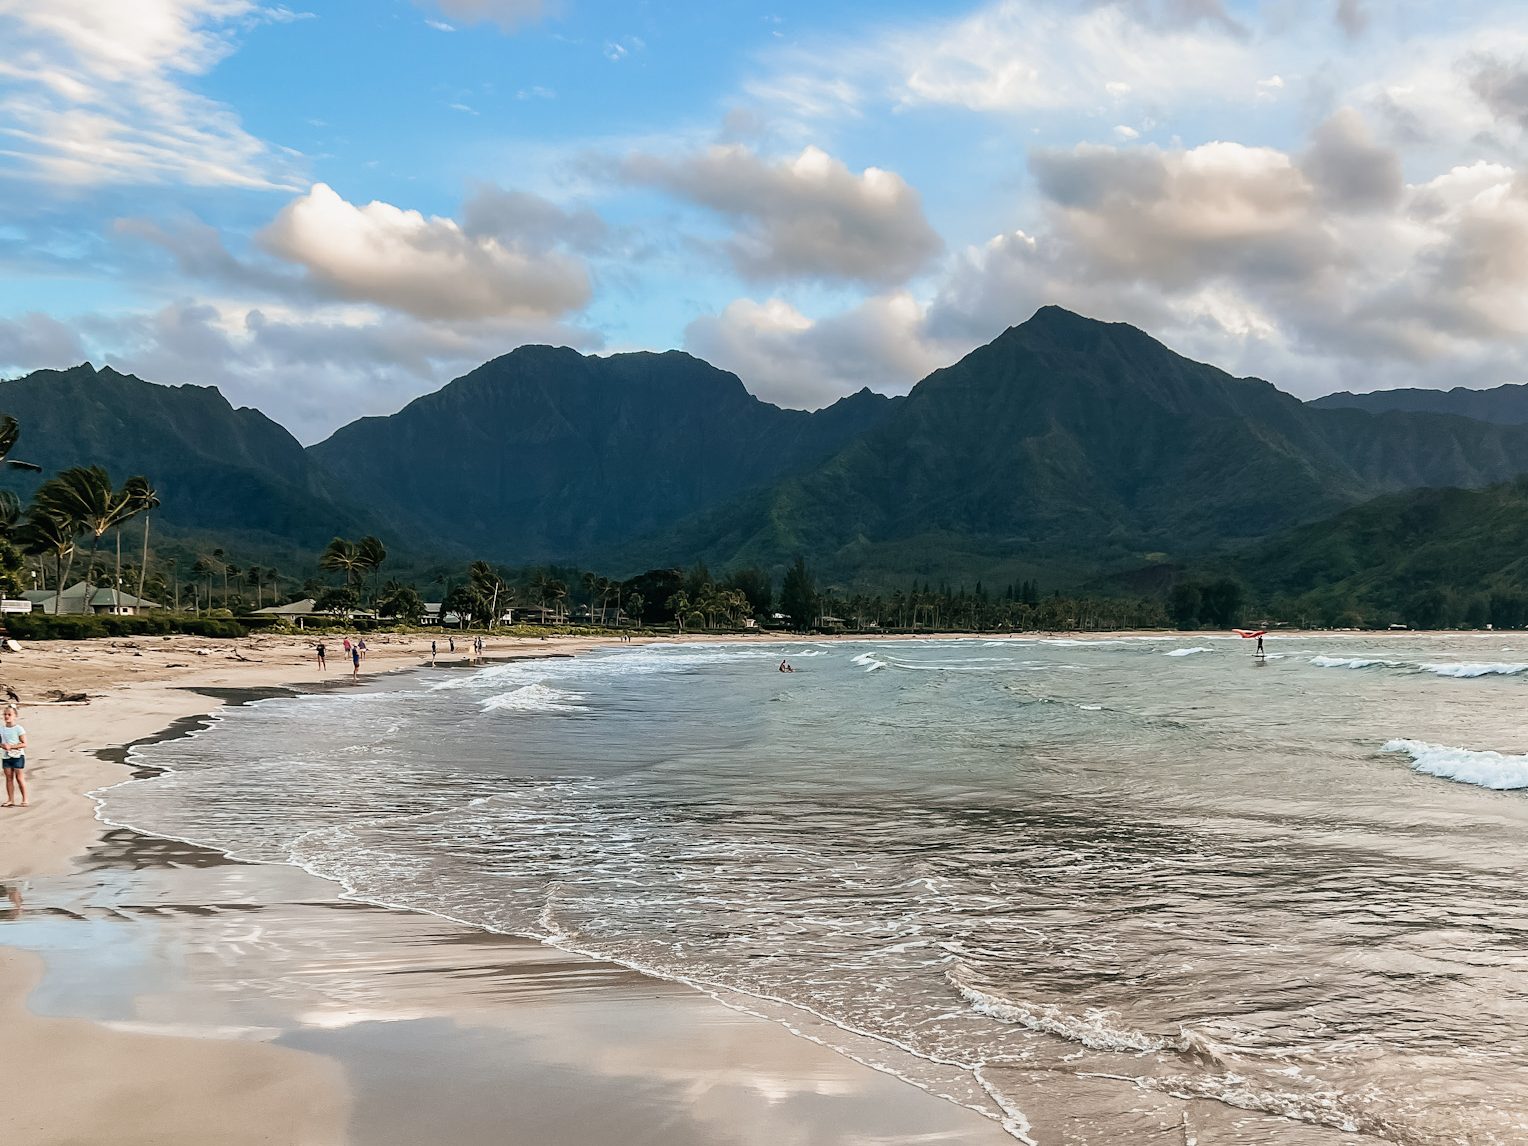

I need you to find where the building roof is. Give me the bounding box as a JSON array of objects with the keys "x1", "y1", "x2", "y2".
[
  {"x1": 254, "y1": 598, "x2": 317, "y2": 615},
  {"x1": 23, "y1": 582, "x2": 160, "y2": 610}
]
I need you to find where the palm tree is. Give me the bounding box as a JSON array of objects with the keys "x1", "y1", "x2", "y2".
[
  {"x1": 190, "y1": 557, "x2": 213, "y2": 615},
  {"x1": 320, "y1": 537, "x2": 365, "y2": 587},
  {"x1": 123, "y1": 477, "x2": 160, "y2": 605},
  {"x1": 667, "y1": 590, "x2": 690, "y2": 633},
  {"x1": 356, "y1": 536, "x2": 387, "y2": 601},
  {"x1": 33, "y1": 467, "x2": 138, "y2": 609},
  {"x1": 0, "y1": 415, "x2": 41, "y2": 473},
  {"x1": 108, "y1": 475, "x2": 149, "y2": 608},
  {"x1": 17, "y1": 506, "x2": 75, "y2": 604},
  {"x1": 547, "y1": 578, "x2": 568, "y2": 622},
  {"x1": 583, "y1": 571, "x2": 599, "y2": 622},
  {"x1": 211, "y1": 548, "x2": 229, "y2": 607},
  {"x1": 246, "y1": 564, "x2": 263, "y2": 608}
]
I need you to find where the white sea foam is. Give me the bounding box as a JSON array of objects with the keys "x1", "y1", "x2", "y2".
[
  {"x1": 1383, "y1": 739, "x2": 1528, "y2": 790},
  {"x1": 949, "y1": 967, "x2": 1167, "y2": 1053},
  {"x1": 1418, "y1": 662, "x2": 1528, "y2": 678},
  {"x1": 1166, "y1": 647, "x2": 1210, "y2": 657},
  {"x1": 481, "y1": 683, "x2": 589, "y2": 713},
  {"x1": 1309, "y1": 656, "x2": 1398, "y2": 670}
]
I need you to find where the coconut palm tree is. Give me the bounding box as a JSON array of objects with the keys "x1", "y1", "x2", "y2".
[
  {"x1": 17, "y1": 505, "x2": 75, "y2": 602},
  {"x1": 547, "y1": 578, "x2": 568, "y2": 622},
  {"x1": 0, "y1": 415, "x2": 41, "y2": 473},
  {"x1": 246, "y1": 565, "x2": 263, "y2": 608},
  {"x1": 123, "y1": 477, "x2": 160, "y2": 605},
  {"x1": 357, "y1": 536, "x2": 387, "y2": 600},
  {"x1": 33, "y1": 467, "x2": 139, "y2": 610},
  {"x1": 108, "y1": 476, "x2": 149, "y2": 608},
  {"x1": 319, "y1": 537, "x2": 365, "y2": 587}
]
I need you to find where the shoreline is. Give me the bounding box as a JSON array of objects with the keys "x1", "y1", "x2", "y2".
[{"x1": 0, "y1": 632, "x2": 1022, "y2": 1146}]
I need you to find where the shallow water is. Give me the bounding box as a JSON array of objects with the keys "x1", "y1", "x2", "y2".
[{"x1": 104, "y1": 635, "x2": 1528, "y2": 1143}]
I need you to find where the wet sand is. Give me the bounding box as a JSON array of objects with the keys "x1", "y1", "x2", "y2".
[{"x1": 0, "y1": 633, "x2": 1016, "y2": 1145}]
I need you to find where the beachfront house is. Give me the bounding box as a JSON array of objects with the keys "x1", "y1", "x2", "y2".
[
  {"x1": 23, "y1": 582, "x2": 161, "y2": 616},
  {"x1": 253, "y1": 598, "x2": 322, "y2": 628}
]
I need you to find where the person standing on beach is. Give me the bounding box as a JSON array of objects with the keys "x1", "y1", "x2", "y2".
[
  {"x1": 430, "y1": 639, "x2": 437, "y2": 664},
  {"x1": 449, "y1": 636, "x2": 455, "y2": 654},
  {"x1": 1, "y1": 706, "x2": 27, "y2": 807},
  {"x1": 343, "y1": 636, "x2": 352, "y2": 660},
  {"x1": 358, "y1": 637, "x2": 368, "y2": 661},
  {"x1": 316, "y1": 640, "x2": 327, "y2": 671},
  {"x1": 351, "y1": 642, "x2": 361, "y2": 681}
]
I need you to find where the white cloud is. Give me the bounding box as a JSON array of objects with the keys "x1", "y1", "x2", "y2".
[
  {"x1": 258, "y1": 183, "x2": 593, "y2": 321},
  {"x1": 0, "y1": 0, "x2": 301, "y2": 189},
  {"x1": 424, "y1": 0, "x2": 549, "y2": 32},
  {"x1": 684, "y1": 294, "x2": 952, "y2": 409},
  {"x1": 621, "y1": 144, "x2": 942, "y2": 287},
  {"x1": 0, "y1": 312, "x2": 87, "y2": 375}
]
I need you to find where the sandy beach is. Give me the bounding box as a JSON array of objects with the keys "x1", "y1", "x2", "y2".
[{"x1": 0, "y1": 632, "x2": 1017, "y2": 1146}]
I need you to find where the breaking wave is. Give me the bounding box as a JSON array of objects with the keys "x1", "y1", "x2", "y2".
[
  {"x1": 481, "y1": 683, "x2": 589, "y2": 713},
  {"x1": 1166, "y1": 647, "x2": 1210, "y2": 657},
  {"x1": 1383, "y1": 739, "x2": 1528, "y2": 790}
]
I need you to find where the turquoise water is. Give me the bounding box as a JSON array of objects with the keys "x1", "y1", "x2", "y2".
[{"x1": 105, "y1": 636, "x2": 1528, "y2": 1143}]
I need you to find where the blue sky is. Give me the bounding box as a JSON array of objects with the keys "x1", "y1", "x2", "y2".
[{"x1": 4, "y1": 0, "x2": 1528, "y2": 440}]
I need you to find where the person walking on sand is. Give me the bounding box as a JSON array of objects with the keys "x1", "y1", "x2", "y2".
[
  {"x1": 351, "y1": 642, "x2": 361, "y2": 681},
  {"x1": 1, "y1": 706, "x2": 27, "y2": 807},
  {"x1": 316, "y1": 640, "x2": 327, "y2": 671},
  {"x1": 358, "y1": 637, "x2": 368, "y2": 661},
  {"x1": 343, "y1": 636, "x2": 352, "y2": 660},
  {"x1": 430, "y1": 639, "x2": 437, "y2": 665}
]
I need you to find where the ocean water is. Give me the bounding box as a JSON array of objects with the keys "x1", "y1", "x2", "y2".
[{"x1": 101, "y1": 636, "x2": 1528, "y2": 1143}]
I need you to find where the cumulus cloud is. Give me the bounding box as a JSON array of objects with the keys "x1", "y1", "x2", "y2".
[
  {"x1": 0, "y1": 313, "x2": 87, "y2": 375},
  {"x1": 0, "y1": 0, "x2": 300, "y2": 188},
  {"x1": 426, "y1": 0, "x2": 549, "y2": 32},
  {"x1": 258, "y1": 183, "x2": 593, "y2": 321},
  {"x1": 1466, "y1": 52, "x2": 1528, "y2": 131},
  {"x1": 1029, "y1": 140, "x2": 1338, "y2": 289},
  {"x1": 621, "y1": 144, "x2": 941, "y2": 287},
  {"x1": 460, "y1": 185, "x2": 609, "y2": 253},
  {"x1": 684, "y1": 294, "x2": 952, "y2": 408},
  {"x1": 1300, "y1": 107, "x2": 1404, "y2": 211}
]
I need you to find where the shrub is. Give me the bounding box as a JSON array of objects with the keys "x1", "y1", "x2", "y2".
[{"x1": 2, "y1": 613, "x2": 247, "y2": 640}]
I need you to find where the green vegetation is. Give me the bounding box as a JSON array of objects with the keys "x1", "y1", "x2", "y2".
[{"x1": 1225, "y1": 477, "x2": 1528, "y2": 629}]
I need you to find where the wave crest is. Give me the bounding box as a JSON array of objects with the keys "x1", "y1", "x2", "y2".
[{"x1": 1383, "y1": 739, "x2": 1528, "y2": 790}]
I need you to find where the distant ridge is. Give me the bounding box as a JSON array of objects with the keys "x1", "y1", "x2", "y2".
[
  {"x1": 0, "y1": 363, "x2": 372, "y2": 548},
  {"x1": 308, "y1": 345, "x2": 901, "y2": 562},
  {"x1": 11, "y1": 311, "x2": 1528, "y2": 585},
  {"x1": 610, "y1": 306, "x2": 1528, "y2": 581},
  {"x1": 1311, "y1": 383, "x2": 1528, "y2": 426}
]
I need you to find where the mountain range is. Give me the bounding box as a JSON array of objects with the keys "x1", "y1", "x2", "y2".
[
  {"x1": 1312, "y1": 383, "x2": 1528, "y2": 425},
  {"x1": 9, "y1": 307, "x2": 1528, "y2": 594}
]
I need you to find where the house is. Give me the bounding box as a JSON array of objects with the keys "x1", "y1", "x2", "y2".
[
  {"x1": 23, "y1": 582, "x2": 161, "y2": 616},
  {"x1": 253, "y1": 598, "x2": 318, "y2": 628},
  {"x1": 253, "y1": 599, "x2": 378, "y2": 627}
]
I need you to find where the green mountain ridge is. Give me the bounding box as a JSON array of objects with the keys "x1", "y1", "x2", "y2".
[
  {"x1": 611, "y1": 307, "x2": 1528, "y2": 584},
  {"x1": 0, "y1": 364, "x2": 376, "y2": 552},
  {"x1": 1311, "y1": 383, "x2": 1528, "y2": 426},
  {"x1": 8, "y1": 310, "x2": 1528, "y2": 602},
  {"x1": 307, "y1": 345, "x2": 901, "y2": 562},
  {"x1": 1229, "y1": 477, "x2": 1528, "y2": 627}
]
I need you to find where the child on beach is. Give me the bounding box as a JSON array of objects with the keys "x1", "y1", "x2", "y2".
[
  {"x1": 316, "y1": 640, "x2": 327, "y2": 671},
  {"x1": 2, "y1": 706, "x2": 27, "y2": 807},
  {"x1": 351, "y1": 643, "x2": 361, "y2": 681}
]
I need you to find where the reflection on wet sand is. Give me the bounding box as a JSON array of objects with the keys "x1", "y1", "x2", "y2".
[{"x1": 2, "y1": 828, "x2": 1014, "y2": 1146}]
